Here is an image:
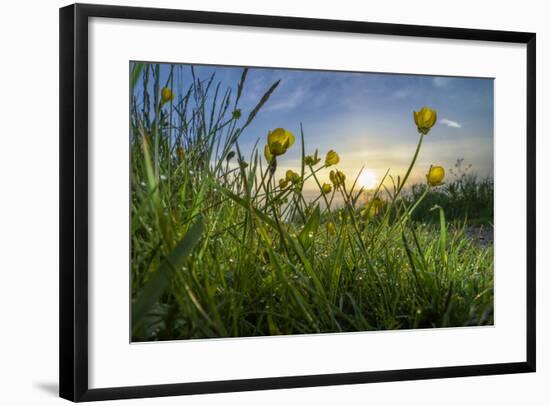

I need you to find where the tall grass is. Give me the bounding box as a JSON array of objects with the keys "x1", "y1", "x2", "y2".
[
  {"x1": 401, "y1": 160, "x2": 494, "y2": 225},
  {"x1": 130, "y1": 63, "x2": 493, "y2": 341}
]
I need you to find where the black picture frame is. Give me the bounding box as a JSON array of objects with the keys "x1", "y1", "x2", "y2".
[{"x1": 59, "y1": 3, "x2": 536, "y2": 402}]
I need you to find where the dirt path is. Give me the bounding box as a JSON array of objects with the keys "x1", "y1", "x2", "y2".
[{"x1": 465, "y1": 226, "x2": 493, "y2": 248}]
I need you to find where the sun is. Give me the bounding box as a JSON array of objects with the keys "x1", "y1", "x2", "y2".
[{"x1": 359, "y1": 169, "x2": 377, "y2": 189}]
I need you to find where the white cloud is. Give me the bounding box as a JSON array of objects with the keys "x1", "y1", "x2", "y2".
[
  {"x1": 256, "y1": 73, "x2": 326, "y2": 113},
  {"x1": 390, "y1": 89, "x2": 410, "y2": 99},
  {"x1": 264, "y1": 85, "x2": 307, "y2": 112},
  {"x1": 441, "y1": 118, "x2": 462, "y2": 128}
]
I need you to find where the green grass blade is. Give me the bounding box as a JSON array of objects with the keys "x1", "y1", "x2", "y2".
[
  {"x1": 235, "y1": 68, "x2": 248, "y2": 106},
  {"x1": 430, "y1": 205, "x2": 448, "y2": 265},
  {"x1": 132, "y1": 218, "x2": 205, "y2": 330},
  {"x1": 299, "y1": 205, "x2": 320, "y2": 250},
  {"x1": 130, "y1": 62, "x2": 144, "y2": 90},
  {"x1": 242, "y1": 80, "x2": 280, "y2": 129}
]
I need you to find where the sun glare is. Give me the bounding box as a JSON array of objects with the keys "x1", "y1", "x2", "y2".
[{"x1": 359, "y1": 170, "x2": 377, "y2": 189}]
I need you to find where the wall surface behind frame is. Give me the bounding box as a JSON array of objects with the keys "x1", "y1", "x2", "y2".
[{"x1": 0, "y1": 0, "x2": 546, "y2": 404}]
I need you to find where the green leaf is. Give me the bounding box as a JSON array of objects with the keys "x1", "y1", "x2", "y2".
[
  {"x1": 298, "y1": 205, "x2": 320, "y2": 250},
  {"x1": 132, "y1": 218, "x2": 205, "y2": 331}
]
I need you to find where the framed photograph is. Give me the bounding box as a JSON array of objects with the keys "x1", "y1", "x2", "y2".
[{"x1": 59, "y1": 3, "x2": 536, "y2": 402}]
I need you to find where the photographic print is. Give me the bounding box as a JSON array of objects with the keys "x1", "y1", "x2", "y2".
[{"x1": 130, "y1": 62, "x2": 494, "y2": 342}]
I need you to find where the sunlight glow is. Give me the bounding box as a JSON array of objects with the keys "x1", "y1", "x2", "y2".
[{"x1": 359, "y1": 170, "x2": 378, "y2": 189}]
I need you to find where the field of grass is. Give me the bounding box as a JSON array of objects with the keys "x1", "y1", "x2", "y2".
[{"x1": 130, "y1": 63, "x2": 493, "y2": 342}]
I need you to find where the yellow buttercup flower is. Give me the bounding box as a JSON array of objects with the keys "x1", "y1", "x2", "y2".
[
  {"x1": 176, "y1": 146, "x2": 185, "y2": 160},
  {"x1": 267, "y1": 128, "x2": 295, "y2": 156},
  {"x1": 264, "y1": 144, "x2": 273, "y2": 162},
  {"x1": 367, "y1": 197, "x2": 384, "y2": 218},
  {"x1": 329, "y1": 170, "x2": 346, "y2": 188},
  {"x1": 325, "y1": 150, "x2": 340, "y2": 166},
  {"x1": 285, "y1": 169, "x2": 300, "y2": 184},
  {"x1": 327, "y1": 222, "x2": 336, "y2": 236},
  {"x1": 413, "y1": 106, "x2": 437, "y2": 135},
  {"x1": 426, "y1": 165, "x2": 445, "y2": 186},
  {"x1": 279, "y1": 178, "x2": 289, "y2": 189},
  {"x1": 161, "y1": 87, "x2": 174, "y2": 103},
  {"x1": 321, "y1": 183, "x2": 332, "y2": 194}
]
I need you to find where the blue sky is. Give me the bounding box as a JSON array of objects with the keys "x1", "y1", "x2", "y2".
[{"x1": 134, "y1": 62, "x2": 494, "y2": 197}]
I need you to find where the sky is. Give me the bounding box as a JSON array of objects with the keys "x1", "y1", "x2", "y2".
[{"x1": 133, "y1": 62, "x2": 494, "y2": 200}]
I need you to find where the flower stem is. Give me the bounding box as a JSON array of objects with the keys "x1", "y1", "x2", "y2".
[
  {"x1": 394, "y1": 186, "x2": 430, "y2": 230},
  {"x1": 394, "y1": 133, "x2": 424, "y2": 200}
]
